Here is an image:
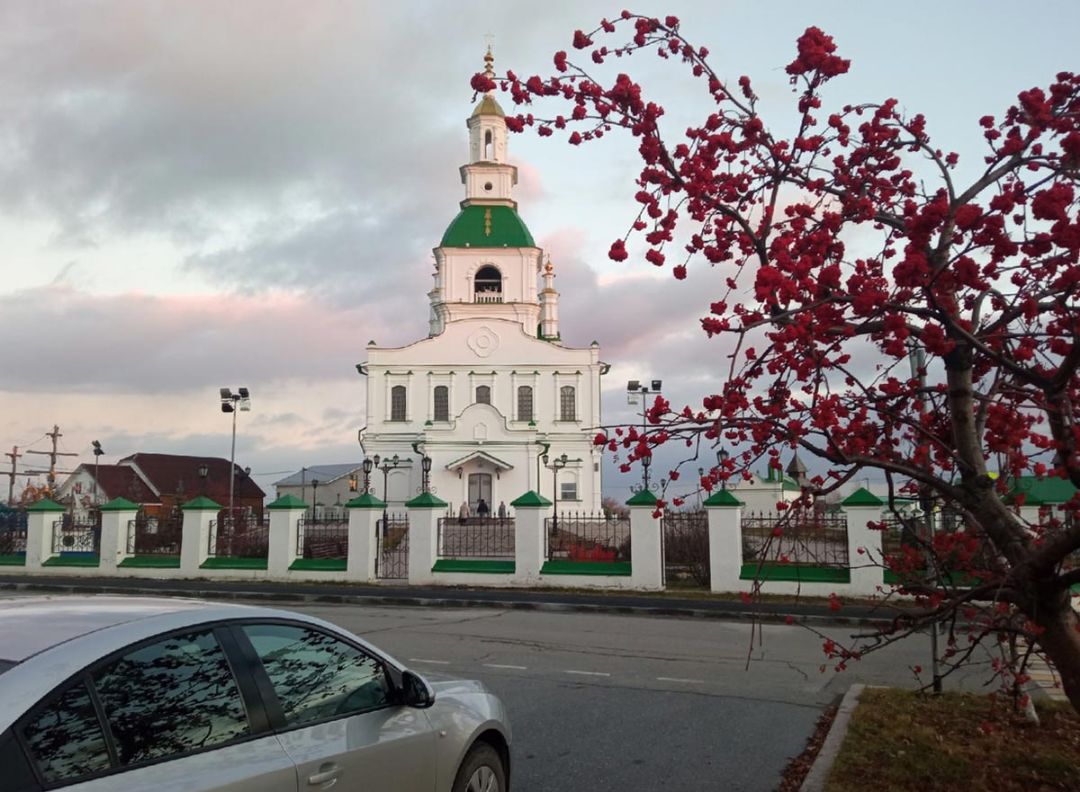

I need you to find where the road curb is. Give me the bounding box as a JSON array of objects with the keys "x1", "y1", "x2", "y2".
[
  {"x1": 0, "y1": 579, "x2": 891, "y2": 627},
  {"x1": 799, "y1": 683, "x2": 864, "y2": 792}
]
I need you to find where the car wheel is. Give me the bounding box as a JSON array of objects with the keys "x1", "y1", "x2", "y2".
[{"x1": 452, "y1": 742, "x2": 506, "y2": 792}]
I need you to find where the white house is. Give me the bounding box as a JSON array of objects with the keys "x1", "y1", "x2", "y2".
[{"x1": 358, "y1": 50, "x2": 607, "y2": 515}]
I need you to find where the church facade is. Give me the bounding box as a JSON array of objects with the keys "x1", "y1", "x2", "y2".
[{"x1": 358, "y1": 52, "x2": 607, "y2": 515}]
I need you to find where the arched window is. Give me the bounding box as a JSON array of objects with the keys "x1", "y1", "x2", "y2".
[
  {"x1": 475, "y1": 385, "x2": 491, "y2": 405},
  {"x1": 433, "y1": 386, "x2": 449, "y2": 422},
  {"x1": 390, "y1": 385, "x2": 406, "y2": 422},
  {"x1": 559, "y1": 386, "x2": 576, "y2": 421},
  {"x1": 474, "y1": 265, "x2": 502, "y2": 303},
  {"x1": 484, "y1": 129, "x2": 493, "y2": 160},
  {"x1": 517, "y1": 386, "x2": 533, "y2": 422}
]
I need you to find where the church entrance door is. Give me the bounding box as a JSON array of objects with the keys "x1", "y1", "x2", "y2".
[{"x1": 468, "y1": 473, "x2": 492, "y2": 513}]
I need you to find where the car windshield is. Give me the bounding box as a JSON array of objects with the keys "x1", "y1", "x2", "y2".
[{"x1": 0, "y1": 659, "x2": 15, "y2": 674}]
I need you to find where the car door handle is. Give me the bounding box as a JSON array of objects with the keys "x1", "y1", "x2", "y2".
[{"x1": 307, "y1": 762, "x2": 342, "y2": 787}]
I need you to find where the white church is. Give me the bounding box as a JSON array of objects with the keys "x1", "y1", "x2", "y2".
[{"x1": 358, "y1": 50, "x2": 607, "y2": 514}]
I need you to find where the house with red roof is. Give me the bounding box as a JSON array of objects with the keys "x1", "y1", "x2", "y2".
[{"x1": 56, "y1": 453, "x2": 265, "y2": 518}]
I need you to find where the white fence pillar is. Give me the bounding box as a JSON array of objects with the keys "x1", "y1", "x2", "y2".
[
  {"x1": 99, "y1": 497, "x2": 138, "y2": 573},
  {"x1": 627, "y1": 490, "x2": 663, "y2": 590},
  {"x1": 842, "y1": 488, "x2": 885, "y2": 596},
  {"x1": 267, "y1": 494, "x2": 306, "y2": 577},
  {"x1": 406, "y1": 492, "x2": 448, "y2": 586},
  {"x1": 25, "y1": 499, "x2": 65, "y2": 570},
  {"x1": 346, "y1": 492, "x2": 383, "y2": 583},
  {"x1": 704, "y1": 489, "x2": 744, "y2": 593},
  {"x1": 511, "y1": 491, "x2": 552, "y2": 583},
  {"x1": 180, "y1": 496, "x2": 220, "y2": 572}
]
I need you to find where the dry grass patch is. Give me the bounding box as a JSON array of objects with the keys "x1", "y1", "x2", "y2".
[{"x1": 826, "y1": 688, "x2": 1080, "y2": 792}]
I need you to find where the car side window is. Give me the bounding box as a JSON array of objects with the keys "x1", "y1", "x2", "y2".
[
  {"x1": 93, "y1": 629, "x2": 250, "y2": 767},
  {"x1": 241, "y1": 624, "x2": 390, "y2": 727},
  {"x1": 21, "y1": 680, "x2": 112, "y2": 784}
]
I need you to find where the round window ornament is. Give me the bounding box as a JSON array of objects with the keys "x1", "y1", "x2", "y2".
[
  {"x1": 484, "y1": 182, "x2": 493, "y2": 191},
  {"x1": 467, "y1": 326, "x2": 500, "y2": 358}
]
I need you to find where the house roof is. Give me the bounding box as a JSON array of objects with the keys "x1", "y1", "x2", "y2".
[
  {"x1": 1008, "y1": 475, "x2": 1078, "y2": 505},
  {"x1": 120, "y1": 453, "x2": 265, "y2": 502},
  {"x1": 91, "y1": 465, "x2": 157, "y2": 504},
  {"x1": 274, "y1": 464, "x2": 364, "y2": 488}
]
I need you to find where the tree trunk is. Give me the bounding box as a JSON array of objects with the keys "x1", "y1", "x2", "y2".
[{"x1": 1034, "y1": 598, "x2": 1080, "y2": 715}]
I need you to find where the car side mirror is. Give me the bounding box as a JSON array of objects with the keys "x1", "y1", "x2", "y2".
[{"x1": 401, "y1": 670, "x2": 436, "y2": 709}]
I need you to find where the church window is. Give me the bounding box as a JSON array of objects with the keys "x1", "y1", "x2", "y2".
[
  {"x1": 390, "y1": 386, "x2": 406, "y2": 422},
  {"x1": 517, "y1": 386, "x2": 533, "y2": 422},
  {"x1": 484, "y1": 181, "x2": 493, "y2": 191},
  {"x1": 474, "y1": 266, "x2": 502, "y2": 303},
  {"x1": 484, "y1": 129, "x2": 493, "y2": 160},
  {"x1": 559, "y1": 386, "x2": 576, "y2": 421},
  {"x1": 433, "y1": 386, "x2": 449, "y2": 422},
  {"x1": 475, "y1": 385, "x2": 491, "y2": 405},
  {"x1": 560, "y1": 480, "x2": 579, "y2": 501}
]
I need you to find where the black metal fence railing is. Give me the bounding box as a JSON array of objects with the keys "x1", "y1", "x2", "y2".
[
  {"x1": 297, "y1": 517, "x2": 349, "y2": 559},
  {"x1": 126, "y1": 511, "x2": 183, "y2": 556},
  {"x1": 741, "y1": 510, "x2": 849, "y2": 568},
  {"x1": 52, "y1": 516, "x2": 101, "y2": 555},
  {"x1": 544, "y1": 513, "x2": 631, "y2": 563},
  {"x1": 0, "y1": 509, "x2": 27, "y2": 555},
  {"x1": 207, "y1": 511, "x2": 269, "y2": 558},
  {"x1": 437, "y1": 517, "x2": 515, "y2": 559},
  {"x1": 662, "y1": 511, "x2": 710, "y2": 587},
  {"x1": 376, "y1": 514, "x2": 409, "y2": 579},
  {"x1": 304, "y1": 509, "x2": 350, "y2": 525}
]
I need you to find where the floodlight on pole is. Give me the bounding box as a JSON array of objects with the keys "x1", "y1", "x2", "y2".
[{"x1": 219, "y1": 387, "x2": 252, "y2": 523}]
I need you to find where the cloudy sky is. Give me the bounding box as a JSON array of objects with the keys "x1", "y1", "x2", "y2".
[{"x1": 2, "y1": 0, "x2": 1076, "y2": 502}]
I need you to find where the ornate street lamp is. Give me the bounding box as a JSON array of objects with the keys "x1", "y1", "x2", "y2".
[
  {"x1": 361, "y1": 458, "x2": 373, "y2": 494},
  {"x1": 718, "y1": 447, "x2": 730, "y2": 491},
  {"x1": 197, "y1": 463, "x2": 209, "y2": 496},
  {"x1": 421, "y1": 455, "x2": 432, "y2": 494},
  {"x1": 627, "y1": 378, "x2": 662, "y2": 491},
  {"x1": 543, "y1": 453, "x2": 569, "y2": 554}
]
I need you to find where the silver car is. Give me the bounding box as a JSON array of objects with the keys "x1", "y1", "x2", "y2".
[{"x1": 0, "y1": 596, "x2": 511, "y2": 792}]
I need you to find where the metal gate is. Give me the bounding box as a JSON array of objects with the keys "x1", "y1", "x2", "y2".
[
  {"x1": 376, "y1": 513, "x2": 409, "y2": 579},
  {"x1": 662, "y1": 511, "x2": 710, "y2": 588}
]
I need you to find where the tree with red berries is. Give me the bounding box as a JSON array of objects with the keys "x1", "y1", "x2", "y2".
[{"x1": 474, "y1": 15, "x2": 1080, "y2": 713}]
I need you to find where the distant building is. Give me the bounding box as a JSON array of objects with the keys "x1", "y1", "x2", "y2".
[
  {"x1": 55, "y1": 453, "x2": 265, "y2": 517},
  {"x1": 731, "y1": 467, "x2": 803, "y2": 513},
  {"x1": 274, "y1": 464, "x2": 365, "y2": 512}
]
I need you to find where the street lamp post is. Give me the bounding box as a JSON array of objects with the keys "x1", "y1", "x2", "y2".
[
  {"x1": 627, "y1": 378, "x2": 662, "y2": 491},
  {"x1": 421, "y1": 455, "x2": 432, "y2": 494},
  {"x1": 718, "y1": 447, "x2": 730, "y2": 491},
  {"x1": 361, "y1": 458, "x2": 373, "y2": 494},
  {"x1": 543, "y1": 453, "x2": 569, "y2": 558},
  {"x1": 197, "y1": 464, "x2": 209, "y2": 496},
  {"x1": 219, "y1": 387, "x2": 251, "y2": 524},
  {"x1": 91, "y1": 441, "x2": 104, "y2": 507},
  {"x1": 311, "y1": 478, "x2": 320, "y2": 519},
  {"x1": 373, "y1": 454, "x2": 407, "y2": 539}
]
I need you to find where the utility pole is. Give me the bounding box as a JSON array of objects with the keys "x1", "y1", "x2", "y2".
[
  {"x1": 4, "y1": 446, "x2": 20, "y2": 505},
  {"x1": 25, "y1": 425, "x2": 78, "y2": 493}
]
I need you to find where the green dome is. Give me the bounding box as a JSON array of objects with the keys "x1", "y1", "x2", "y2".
[{"x1": 441, "y1": 205, "x2": 535, "y2": 248}]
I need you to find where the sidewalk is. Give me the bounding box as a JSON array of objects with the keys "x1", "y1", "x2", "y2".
[{"x1": 0, "y1": 573, "x2": 895, "y2": 626}]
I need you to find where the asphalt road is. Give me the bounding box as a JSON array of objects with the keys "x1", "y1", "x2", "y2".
[{"x1": 274, "y1": 602, "x2": 987, "y2": 792}]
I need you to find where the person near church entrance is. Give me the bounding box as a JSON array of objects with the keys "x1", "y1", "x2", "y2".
[
  {"x1": 458, "y1": 501, "x2": 471, "y2": 524},
  {"x1": 497, "y1": 501, "x2": 507, "y2": 519},
  {"x1": 476, "y1": 498, "x2": 490, "y2": 517}
]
